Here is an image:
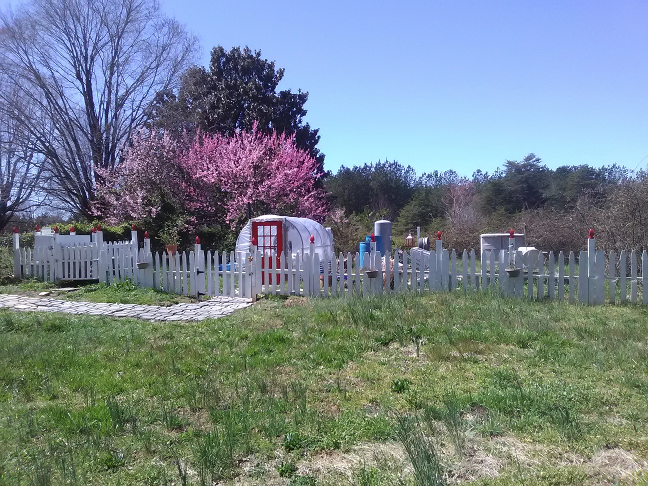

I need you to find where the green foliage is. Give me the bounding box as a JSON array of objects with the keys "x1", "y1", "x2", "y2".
[
  {"x1": 395, "y1": 415, "x2": 445, "y2": 486},
  {"x1": 152, "y1": 45, "x2": 324, "y2": 174},
  {"x1": 327, "y1": 160, "x2": 417, "y2": 220},
  {"x1": 277, "y1": 461, "x2": 298, "y2": 477},
  {"x1": 391, "y1": 378, "x2": 411, "y2": 394}
]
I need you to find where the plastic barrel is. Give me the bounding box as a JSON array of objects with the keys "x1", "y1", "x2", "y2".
[{"x1": 359, "y1": 241, "x2": 370, "y2": 267}]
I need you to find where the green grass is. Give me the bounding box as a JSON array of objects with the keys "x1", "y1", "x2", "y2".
[{"x1": 1, "y1": 290, "x2": 648, "y2": 484}]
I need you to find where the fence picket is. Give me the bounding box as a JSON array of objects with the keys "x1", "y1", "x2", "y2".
[
  {"x1": 643, "y1": 251, "x2": 648, "y2": 305},
  {"x1": 631, "y1": 250, "x2": 638, "y2": 304}
]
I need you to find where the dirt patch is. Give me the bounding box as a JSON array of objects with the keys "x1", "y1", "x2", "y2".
[
  {"x1": 589, "y1": 447, "x2": 646, "y2": 480},
  {"x1": 283, "y1": 296, "x2": 309, "y2": 307},
  {"x1": 299, "y1": 441, "x2": 410, "y2": 479}
]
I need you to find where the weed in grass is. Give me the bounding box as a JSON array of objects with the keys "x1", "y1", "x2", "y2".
[
  {"x1": 395, "y1": 414, "x2": 445, "y2": 486},
  {"x1": 277, "y1": 461, "x2": 298, "y2": 477},
  {"x1": 283, "y1": 432, "x2": 305, "y2": 452},
  {"x1": 442, "y1": 393, "x2": 465, "y2": 458},
  {"x1": 101, "y1": 449, "x2": 126, "y2": 470},
  {"x1": 287, "y1": 475, "x2": 317, "y2": 486},
  {"x1": 106, "y1": 396, "x2": 137, "y2": 433},
  {"x1": 391, "y1": 378, "x2": 411, "y2": 394},
  {"x1": 545, "y1": 403, "x2": 581, "y2": 441},
  {"x1": 30, "y1": 460, "x2": 53, "y2": 486},
  {"x1": 174, "y1": 458, "x2": 189, "y2": 486},
  {"x1": 477, "y1": 409, "x2": 505, "y2": 438},
  {"x1": 353, "y1": 463, "x2": 386, "y2": 486},
  {"x1": 161, "y1": 405, "x2": 184, "y2": 431},
  {"x1": 194, "y1": 429, "x2": 234, "y2": 484}
]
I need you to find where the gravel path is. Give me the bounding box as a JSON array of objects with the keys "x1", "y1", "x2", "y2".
[{"x1": 0, "y1": 294, "x2": 253, "y2": 321}]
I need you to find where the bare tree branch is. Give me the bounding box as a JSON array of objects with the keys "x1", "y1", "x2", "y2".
[{"x1": 0, "y1": 0, "x2": 198, "y2": 217}]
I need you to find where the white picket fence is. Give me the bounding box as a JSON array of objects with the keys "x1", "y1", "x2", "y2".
[
  {"x1": 12, "y1": 231, "x2": 255, "y2": 300},
  {"x1": 12, "y1": 231, "x2": 648, "y2": 306},
  {"x1": 254, "y1": 238, "x2": 648, "y2": 305}
]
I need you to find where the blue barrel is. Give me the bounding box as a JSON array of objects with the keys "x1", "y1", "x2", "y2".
[{"x1": 359, "y1": 241, "x2": 370, "y2": 267}]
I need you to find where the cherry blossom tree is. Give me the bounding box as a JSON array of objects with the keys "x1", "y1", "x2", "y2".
[
  {"x1": 181, "y1": 125, "x2": 327, "y2": 227},
  {"x1": 95, "y1": 124, "x2": 328, "y2": 232},
  {"x1": 93, "y1": 129, "x2": 186, "y2": 225}
]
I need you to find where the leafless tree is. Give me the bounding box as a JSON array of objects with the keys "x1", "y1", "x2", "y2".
[
  {"x1": 0, "y1": 80, "x2": 44, "y2": 231},
  {"x1": 0, "y1": 0, "x2": 198, "y2": 218}
]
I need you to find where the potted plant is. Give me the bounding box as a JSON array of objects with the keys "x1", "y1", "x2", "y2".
[{"x1": 160, "y1": 217, "x2": 185, "y2": 255}]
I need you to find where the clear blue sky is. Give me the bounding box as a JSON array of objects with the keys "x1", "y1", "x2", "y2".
[
  {"x1": 157, "y1": 0, "x2": 647, "y2": 178},
  {"x1": 3, "y1": 0, "x2": 646, "y2": 178}
]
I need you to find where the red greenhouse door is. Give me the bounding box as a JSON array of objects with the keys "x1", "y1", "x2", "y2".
[{"x1": 252, "y1": 221, "x2": 283, "y2": 284}]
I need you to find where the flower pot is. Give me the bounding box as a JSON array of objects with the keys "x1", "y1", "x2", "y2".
[
  {"x1": 505, "y1": 267, "x2": 521, "y2": 277},
  {"x1": 165, "y1": 244, "x2": 177, "y2": 255}
]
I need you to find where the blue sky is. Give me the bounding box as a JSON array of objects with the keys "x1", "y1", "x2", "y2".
[
  {"x1": 156, "y1": 0, "x2": 647, "y2": 178},
  {"x1": 3, "y1": 0, "x2": 647, "y2": 178}
]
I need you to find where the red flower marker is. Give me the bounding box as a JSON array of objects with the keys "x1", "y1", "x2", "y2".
[
  {"x1": 195, "y1": 236, "x2": 201, "y2": 244},
  {"x1": 96, "y1": 223, "x2": 102, "y2": 231},
  {"x1": 13, "y1": 226, "x2": 19, "y2": 233},
  {"x1": 510, "y1": 228, "x2": 515, "y2": 238},
  {"x1": 54, "y1": 226, "x2": 59, "y2": 233},
  {"x1": 310, "y1": 235, "x2": 315, "y2": 243},
  {"x1": 35, "y1": 225, "x2": 40, "y2": 232},
  {"x1": 92, "y1": 227, "x2": 97, "y2": 233},
  {"x1": 251, "y1": 236, "x2": 257, "y2": 246},
  {"x1": 144, "y1": 231, "x2": 149, "y2": 239},
  {"x1": 131, "y1": 224, "x2": 136, "y2": 231},
  {"x1": 371, "y1": 233, "x2": 375, "y2": 242},
  {"x1": 70, "y1": 226, "x2": 75, "y2": 233},
  {"x1": 437, "y1": 231, "x2": 442, "y2": 240},
  {"x1": 589, "y1": 228, "x2": 594, "y2": 239}
]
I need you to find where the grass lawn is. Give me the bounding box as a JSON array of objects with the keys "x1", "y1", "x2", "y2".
[{"x1": 1, "y1": 288, "x2": 648, "y2": 485}]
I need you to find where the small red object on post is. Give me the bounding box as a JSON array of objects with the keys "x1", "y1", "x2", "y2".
[
  {"x1": 589, "y1": 228, "x2": 594, "y2": 239},
  {"x1": 310, "y1": 235, "x2": 315, "y2": 243},
  {"x1": 510, "y1": 228, "x2": 514, "y2": 238},
  {"x1": 35, "y1": 225, "x2": 40, "y2": 232},
  {"x1": 13, "y1": 226, "x2": 19, "y2": 233},
  {"x1": 371, "y1": 233, "x2": 375, "y2": 242},
  {"x1": 131, "y1": 224, "x2": 136, "y2": 231},
  {"x1": 144, "y1": 231, "x2": 149, "y2": 239},
  {"x1": 92, "y1": 227, "x2": 97, "y2": 233},
  {"x1": 437, "y1": 231, "x2": 442, "y2": 240},
  {"x1": 251, "y1": 236, "x2": 257, "y2": 246},
  {"x1": 96, "y1": 223, "x2": 102, "y2": 231},
  {"x1": 195, "y1": 236, "x2": 200, "y2": 244},
  {"x1": 54, "y1": 226, "x2": 59, "y2": 233},
  {"x1": 70, "y1": 226, "x2": 75, "y2": 233}
]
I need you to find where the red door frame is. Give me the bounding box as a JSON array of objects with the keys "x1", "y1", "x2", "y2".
[{"x1": 252, "y1": 221, "x2": 283, "y2": 284}]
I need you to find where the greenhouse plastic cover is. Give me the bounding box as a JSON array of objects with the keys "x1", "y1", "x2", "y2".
[{"x1": 236, "y1": 215, "x2": 334, "y2": 261}]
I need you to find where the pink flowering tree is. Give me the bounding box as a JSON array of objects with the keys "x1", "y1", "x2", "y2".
[
  {"x1": 181, "y1": 125, "x2": 328, "y2": 227},
  {"x1": 95, "y1": 124, "x2": 328, "y2": 240},
  {"x1": 93, "y1": 129, "x2": 187, "y2": 226}
]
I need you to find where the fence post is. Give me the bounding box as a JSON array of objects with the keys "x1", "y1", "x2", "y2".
[
  {"x1": 141, "y1": 232, "x2": 153, "y2": 288},
  {"x1": 194, "y1": 237, "x2": 205, "y2": 298},
  {"x1": 587, "y1": 229, "x2": 596, "y2": 305},
  {"x1": 436, "y1": 232, "x2": 443, "y2": 291},
  {"x1": 12, "y1": 227, "x2": 20, "y2": 278},
  {"x1": 248, "y1": 244, "x2": 257, "y2": 301}
]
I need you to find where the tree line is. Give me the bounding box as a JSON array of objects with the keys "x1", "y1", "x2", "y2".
[{"x1": 325, "y1": 155, "x2": 643, "y2": 255}]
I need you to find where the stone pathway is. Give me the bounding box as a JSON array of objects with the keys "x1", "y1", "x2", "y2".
[{"x1": 0, "y1": 294, "x2": 253, "y2": 322}]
